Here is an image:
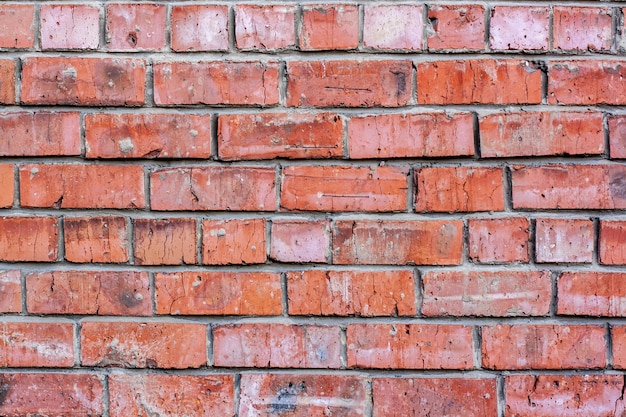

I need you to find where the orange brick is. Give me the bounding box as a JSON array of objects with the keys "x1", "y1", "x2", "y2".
[
  {"x1": 40, "y1": 4, "x2": 99, "y2": 50},
  {"x1": 133, "y1": 218, "x2": 197, "y2": 265},
  {"x1": 0, "y1": 164, "x2": 13, "y2": 208},
  {"x1": 482, "y1": 324, "x2": 606, "y2": 369},
  {"x1": 0, "y1": 112, "x2": 80, "y2": 156},
  {"x1": 269, "y1": 220, "x2": 330, "y2": 263},
  {"x1": 422, "y1": 270, "x2": 551, "y2": 317},
  {"x1": 0, "y1": 59, "x2": 15, "y2": 104},
  {"x1": 286, "y1": 60, "x2": 412, "y2": 107},
  {"x1": 427, "y1": 5, "x2": 485, "y2": 50},
  {"x1": 0, "y1": 321, "x2": 74, "y2": 367},
  {"x1": 0, "y1": 4, "x2": 34, "y2": 48},
  {"x1": 415, "y1": 167, "x2": 504, "y2": 212},
  {"x1": 217, "y1": 113, "x2": 343, "y2": 160},
  {"x1": 64, "y1": 216, "x2": 129, "y2": 263},
  {"x1": 26, "y1": 271, "x2": 151, "y2": 316},
  {"x1": 202, "y1": 218, "x2": 266, "y2": 265},
  {"x1": 21, "y1": 57, "x2": 145, "y2": 106},
  {"x1": 300, "y1": 5, "x2": 359, "y2": 50},
  {"x1": 347, "y1": 324, "x2": 474, "y2": 369},
  {"x1": 333, "y1": 220, "x2": 463, "y2": 265},
  {"x1": 549, "y1": 61, "x2": 626, "y2": 105},
  {"x1": 155, "y1": 271, "x2": 281, "y2": 315},
  {"x1": 235, "y1": 5, "x2": 295, "y2": 50},
  {"x1": 213, "y1": 324, "x2": 341, "y2": 368},
  {"x1": 490, "y1": 6, "x2": 549, "y2": 50},
  {"x1": 153, "y1": 61, "x2": 279, "y2": 106},
  {"x1": 599, "y1": 220, "x2": 626, "y2": 265},
  {"x1": 171, "y1": 5, "x2": 228, "y2": 51},
  {"x1": 0, "y1": 270, "x2": 21, "y2": 313},
  {"x1": 558, "y1": 272, "x2": 626, "y2": 316},
  {"x1": 553, "y1": 7, "x2": 612, "y2": 51},
  {"x1": 81, "y1": 321, "x2": 207, "y2": 369},
  {"x1": 469, "y1": 217, "x2": 530, "y2": 263},
  {"x1": 363, "y1": 5, "x2": 423, "y2": 50},
  {"x1": 150, "y1": 166, "x2": 276, "y2": 211},
  {"x1": 287, "y1": 270, "x2": 416, "y2": 316},
  {"x1": 106, "y1": 4, "x2": 166, "y2": 51},
  {"x1": 0, "y1": 216, "x2": 58, "y2": 262},
  {"x1": 20, "y1": 164, "x2": 145, "y2": 209},
  {"x1": 110, "y1": 374, "x2": 234, "y2": 417},
  {"x1": 348, "y1": 112, "x2": 474, "y2": 159},
  {"x1": 85, "y1": 113, "x2": 211, "y2": 159},
  {"x1": 535, "y1": 218, "x2": 594, "y2": 263},
  {"x1": 281, "y1": 165, "x2": 408, "y2": 212}
]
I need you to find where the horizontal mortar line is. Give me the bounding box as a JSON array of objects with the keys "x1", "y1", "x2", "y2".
[{"x1": 3, "y1": 0, "x2": 626, "y2": 4}]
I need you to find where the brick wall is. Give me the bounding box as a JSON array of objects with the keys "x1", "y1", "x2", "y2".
[{"x1": 0, "y1": 1, "x2": 625, "y2": 416}]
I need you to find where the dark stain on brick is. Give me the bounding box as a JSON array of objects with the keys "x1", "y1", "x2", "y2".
[
  {"x1": 0, "y1": 380, "x2": 10, "y2": 406},
  {"x1": 610, "y1": 171, "x2": 626, "y2": 200},
  {"x1": 270, "y1": 381, "x2": 305, "y2": 413}
]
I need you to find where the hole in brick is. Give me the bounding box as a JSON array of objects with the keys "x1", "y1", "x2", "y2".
[{"x1": 127, "y1": 32, "x2": 138, "y2": 46}]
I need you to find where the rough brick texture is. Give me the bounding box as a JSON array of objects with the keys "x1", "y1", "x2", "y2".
[{"x1": 4, "y1": 2, "x2": 626, "y2": 415}]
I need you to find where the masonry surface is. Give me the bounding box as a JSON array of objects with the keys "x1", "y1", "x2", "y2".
[{"x1": 0, "y1": 1, "x2": 625, "y2": 416}]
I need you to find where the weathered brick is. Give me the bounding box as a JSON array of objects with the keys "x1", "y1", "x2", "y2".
[
  {"x1": 549, "y1": 61, "x2": 626, "y2": 105},
  {"x1": 0, "y1": 216, "x2": 58, "y2": 262},
  {"x1": 0, "y1": 112, "x2": 80, "y2": 156},
  {"x1": 558, "y1": 272, "x2": 626, "y2": 316},
  {"x1": 0, "y1": 321, "x2": 74, "y2": 367},
  {"x1": 469, "y1": 217, "x2": 530, "y2": 263},
  {"x1": 64, "y1": 216, "x2": 128, "y2": 263},
  {"x1": 535, "y1": 218, "x2": 594, "y2": 263},
  {"x1": 235, "y1": 5, "x2": 295, "y2": 50},
  {"x1": 26, "y1": 271, "x2": 151, "y2": 316},
  {"x1": 333, "y1": 220, "x2": 463, "y2": 265},
  {"x1": 0, "y1": 164, "x2": 13, "y2": 208},
  {"x1": 422, "y1": 270, "x2": 551, "y2": 317},
  {"x1": 482, "y1": 324, "x2": 606, "y2": 369},
  {"x1": 21, "y1": 57, "x2": 145, "y2": 106},
  {"x1": 171, "y1": 5, "x2": 228, "y2": 51},
  {"x1": 363, "y1": 5, "x2": 423, "y2": 50},
  {"x1": 553, "y1": 7, "x2": 612, "y2": 51},
  {"x1": 300, "y1": 5, "x2": 359, "y2": 50},
  {"x1": 150, "y1": 166, "x2": 276, "y2": 211},
  {"x1": 202, "y1": 218, "x2": 266, "y2": 265},
  {"x1": 81, "y1": 321, "x2": 207, "y2": 368},
  {"x1": 0, "y1": 270, "x2": 21, "y2": 313},
  {"x1": 155, "y1": 271, "x2": 281, "y2": 315},
  {"x1": 490, "y1": 6, "x2": 549, "y2": 50},
  {"x1": 270, "y1": 220, "x2": 330, "y2": 263},
  {"x1": 611, "y1": 326, "x2": 626, "y2": 369},
  {"x1": 40, "y1": 4, "x2": 100, "y2": 50},
  {"x1": 427, "y1": 5, "x2": 485, "y2": 50},
  {"x1": 0, "y1": 4, "x2": 34, "y2": 48},
  {"x1": 20, "y1": 164, "x2": 145, "y2": 209},
  {"x1": 0, "y1": 59, "x2": 15, "y2": 104},
  {"x1": 218, "y1": 113, "x2": 343, "y2": 160},
  {"x1": 281, "y1": 165, "x2": 408, "y2": 212},
  {"x1": 287, "y1": 270, "x2": 416, "y2": 316},
  {"x1": 347, "y1": 324, "x2": 474, "y2": 369},
  {"x1": 599, "y1": 220, "x2": 626, "y2": 265},
  {"x1": 213, "y1": 324, "x2": 341, "y2": 368},
  {"x1": 348, "y1": 112, "x2": 474, "y2": 159},
  {"x1": 106, "y1": 4, "x2": 166, "y2": 51},
  {"x1": 609, "y1": 115, "x2": 626, "y2": 159},
  {"x1": 133, "y1": 218, "x2": 197, "y2": 265}
]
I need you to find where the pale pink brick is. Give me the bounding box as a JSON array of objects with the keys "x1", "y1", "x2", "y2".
[
  {"x1": 171, "y1": 5, "x2": 229, "y2": 52},
  {"x1": 40, "y1": 5, "x2": 100, "y2": 50},
  {"x1": 235, "y1": 5, "x2": 295, "y2": 50},
  {"x1": 535, "y1": 219, "x2": 594, "y2": 263},
  {"x1": 270, "y1": 220, "x2": 330, "y2": 263},
  {"x1": 364, "y1": 5, "x2": 423, "y2": 50},
  {"x1": 106, "y1": 4, "x2": 167, "y2": 51},
  {"x1": 490, "y1": 6, "x2": 549, "y2": 50},
  {"x1": 553, "y1": 7, "x2": 612, "y2": 51}
]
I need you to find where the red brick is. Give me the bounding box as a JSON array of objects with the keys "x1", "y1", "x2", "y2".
[
  {"x1": 506, "y1": 375, "x2": 626, "y2": 417},
  {"x1": 479, "y1": 112, "x2": 604, "y2": 157},
  {"x1": 106, "y1": 4, "x2": 166, "y2": 51},
  {"x1": 482, "y1": 324, "x2": 606, "y2": 369},
  {"x1": 81, "y1": 321, "x2": 207, "y2": 368},
  {"x1": 0, "y1": 112, "x2": 80, "y2": 156},
  {"x1": 0, "y1": 59, "x2": 15, "y2": 104},
  {"x1": 427, "y1": 5, "x2": 485, "y2": 50},
  {"x1": 415, "y1": 167, "x2": 504, "y2": 212},
  {"x1": 134, "y1": 218, "x2": 197, "y2": 266},
  {"x1": 213, "y1": 324, "x2": 341, "y2": 368},
  {"x1": 26, "y1": 271, "x2": 151, "y2": 316},
  {"x1": 281, "y1": 165, "x2": 408, "y2": 212},
  {"x1": 235, "y1": 5, "x2": 295, "y2": 50},
  {"x1": 422, "y1": 270, "x2": 551, "y2": 317},
  {"x1": 171, "y1": 5, "x2": 228, "y2": 52},
  {"x1": 558, "y1": 272, "x2": 626, "y2": 316},
  {"x1": 20, "y1": 164, "x2": 145, "y2": 209},
  {"x1": 270, "y1": 220, "x2": 330, "y2": 263},
  {"x1": 0, "y1": 321, "x2": 74, "y2": 367},
  {"x1": 0, "y1": 4, "x2": 34, "y2": 48},
  {"x1": 333, "y1": 220, "x2": 463, "y2": 265},
  {"x1": 202, "y1": 218, "x2": 266, "y2": 265},
  {"x1": 110, "y1": 374, "x2": 234, "y2": 417},
  {"x1": 0, "y1": 270, "x2": 21, "y2": 313},
  {"x1": 64, "y1": 216, "x2": 128, "y2": 263},
  {"x1": 347, "y1": 324, "x2": 473, "y2": 369},
  {"x1": 300, "y1": 5, "x2": 359, "y2": 50},
  {"x1": 0, "y1": 216, "x2": 58, "y2": 262},
  {"x1": 363, "y1": 5, "x2": 423, "y2": 50},
  {"x1": 21, "y1": 57, "x2": 145, "y2": 106},
  {"x1": 287, "y1": 270, "x2": 416, "y2": 316},
  {"x1": 600, "y1": 220, "x2": 626, "y2": 265},
  {"x1": 218, "y1": 113, "x2": 343, "y2": 160},
  {"x1": 549, "y1": 61, "x2": 626, "y2": 105},
  {"x1": 373, "y1": 378, "x2": 497, "y2": 417},
  {"x1": 609, "y1": 115, "x2": 626, "y2": 159},
  {"x1": 611, "y1": 326, "x2": 626, "y2": 369},
  {"x1": 240, "y1": 374, "x2": 368, "y2": 416},
  {"x1": 0, "y1": 164, "x2": 13, "y2": 208},
  {"x1": 154, "y1": 61, "x2": 278, "y2": 106},
  {"x1": 512, "y1": 164, "x2": 626, "y2": 209},
  {"x1": 150, "y1": 166, "x2": 276, "y2": 211},
  {"x1": 348, "y1": 112, "x2": 474, "y2": 159},
  {"x1": 40, "y1": 4, "x2": 99, "y2": 50},
  {"x1": 155, "y1": 271, "x2": 281, "y2": 315},
  {"x1": 0, "y1": 373, "x2": 104, "y2": 416},
  {"x1": 490, "y1": 6, "x2": 549, "y2": 50},
  {"x1": 418, "y1": 60, "x2": 542, "y2": 104},
  {"x1": 535, "y1": 218, "x2": 594, "y2": 263},
  {"x1": 287, "y1": 60, "x2": 412, "y2": 107},
  {"x1": 554, "y1": 7, "x2": 612, "y2": 51},
  {"x1": 469, "y1": 217, "x2": 530, "y2": 263}
]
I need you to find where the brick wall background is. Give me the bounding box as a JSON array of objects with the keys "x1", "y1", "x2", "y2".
[{"x1": 0, "y1": 1, "x2": 625, "y2": 416}]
